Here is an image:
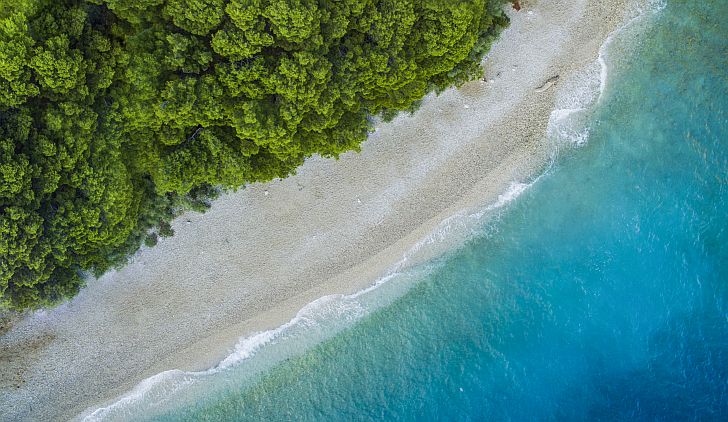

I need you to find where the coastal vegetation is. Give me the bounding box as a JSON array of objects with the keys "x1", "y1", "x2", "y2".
[{"x1": 0, "y1": 0, "x2": 509, "y2": 310}]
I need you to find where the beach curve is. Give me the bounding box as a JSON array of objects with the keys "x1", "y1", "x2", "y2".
[{"x1": 0, "y1": 1, "x2": 632, "y2": 420}]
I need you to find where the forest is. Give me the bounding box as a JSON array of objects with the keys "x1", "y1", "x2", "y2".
[{"x1": 0, "y1": 0, "x2": 509, "y2": 310}]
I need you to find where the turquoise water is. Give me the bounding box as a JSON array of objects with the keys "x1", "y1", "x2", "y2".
[{"x1": 90, "y1": 1, "x2": 727, "y2": 420}]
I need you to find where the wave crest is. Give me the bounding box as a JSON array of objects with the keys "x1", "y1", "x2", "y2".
[{"x1": 547, "y1": 0, "x2": 666, "y2": 148}]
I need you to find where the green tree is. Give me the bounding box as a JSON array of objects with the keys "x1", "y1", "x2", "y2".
[{"x1": 0, "y1": 0, "x2": 509, "y2": 310}]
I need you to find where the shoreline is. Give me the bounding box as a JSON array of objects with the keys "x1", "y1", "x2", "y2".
[{"x1": 0, "y1": 1, "x2": 630, "y2": 420}]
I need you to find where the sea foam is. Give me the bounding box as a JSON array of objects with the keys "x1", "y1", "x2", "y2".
[
  {"x1": 80, "y1": 176, "x2": 535, "y2": 422},
  {"x1": 547, "y1": 0, "x2": 666, "y2": 149}
]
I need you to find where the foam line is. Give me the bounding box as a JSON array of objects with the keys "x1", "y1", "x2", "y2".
[
  {"x1": 80, "y1": 175, "x2": 536, "y2": 422},
  {"x1": 548, "y1": 0, "x2": 666, "y2": 147}
]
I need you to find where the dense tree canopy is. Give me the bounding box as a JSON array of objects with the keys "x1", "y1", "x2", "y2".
[{"x1": 0, "y1": 0, "x2": 509, "y2": 310}]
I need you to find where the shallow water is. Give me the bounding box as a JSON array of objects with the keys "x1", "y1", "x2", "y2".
[{"x1": 89, "y1": 0, "x2": 727, "y2": 420}]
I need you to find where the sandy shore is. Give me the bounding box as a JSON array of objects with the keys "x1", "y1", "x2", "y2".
[{"x1": 0, "y1": 1, "x2": 629, "y2": 420}]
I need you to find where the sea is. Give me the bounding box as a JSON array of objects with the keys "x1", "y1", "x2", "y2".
[{"x1": 84, "y1": 0, "x2": 727, "y2": 420}]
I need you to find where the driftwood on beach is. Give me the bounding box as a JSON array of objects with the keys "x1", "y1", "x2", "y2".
[{"x1": 535, "y1": 75, "x2": 560, "y2": 92}]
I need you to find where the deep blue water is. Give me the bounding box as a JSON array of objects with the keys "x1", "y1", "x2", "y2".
[{"x1": 90, "y1": 1, "x2": 727, "y2": 420}]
